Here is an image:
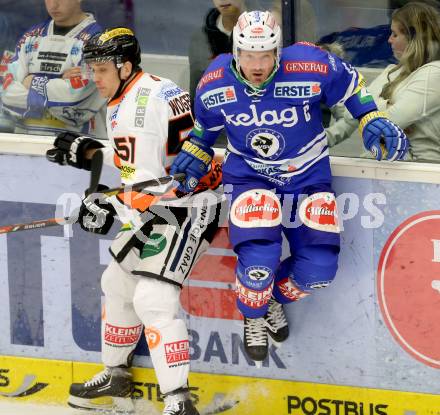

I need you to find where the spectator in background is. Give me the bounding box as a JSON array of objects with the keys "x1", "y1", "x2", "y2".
[
  {"x1": 0, "y1": 24, "x2": 15, "y2": 132},
  {"x1": 317, "y1": 0, "x2": 439, "y2": 67},
  {"x1": 271, "y1": 0, "x2": 317, "y2": 42},
  {"x1": 188, "y1": 0, "x2": 245, "y2": 148},
  {"x1": 83, "y1": 0, "x2": 134, "y2": 29},
  {"x1": 188, "y1": 0, "x2": 245, "y2": 108},
  {"x1": 316, "y1": 41, "x2": 346, "y2": 128},
  {"x1": 326, "y1": 2, "x2": 440, "y2": 163},
  {"x1": 1, "y1": 0, "x2": 107, "y2": 137}
]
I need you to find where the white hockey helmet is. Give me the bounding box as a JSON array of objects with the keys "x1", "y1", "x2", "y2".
[{"x1": 233, "y1": 10, "x2": 282, "y2": 72}]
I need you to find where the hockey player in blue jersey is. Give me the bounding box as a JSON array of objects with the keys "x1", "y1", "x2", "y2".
[{"x1": 171, "y1": 10, "x2": 409, "y2": 363}]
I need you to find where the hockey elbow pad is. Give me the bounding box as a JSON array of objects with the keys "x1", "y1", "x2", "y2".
[{"x1": 46, "y1": 131, "x2": 104, "y2": 170}]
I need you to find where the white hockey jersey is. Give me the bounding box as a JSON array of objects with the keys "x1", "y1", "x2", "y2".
[
  {"x1": 101, "y1": 71, "x2": 194, "y2": 212},
  {"x1": 1, "y1": 14, "x2": 107, "y2": 137}
]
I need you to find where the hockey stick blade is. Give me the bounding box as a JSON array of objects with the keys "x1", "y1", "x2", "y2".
[{"x1": 0, "y1": 173, "x2": 185, "y2": 235}]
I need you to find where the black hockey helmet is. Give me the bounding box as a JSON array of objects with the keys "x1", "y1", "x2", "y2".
[{"x1": 83, "y1": 27, "x2": 141, "y2": 69}]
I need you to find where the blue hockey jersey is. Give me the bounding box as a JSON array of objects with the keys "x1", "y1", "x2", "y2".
[{"x1": 191, "y1": 42, "x2": 377, "y2": 189}]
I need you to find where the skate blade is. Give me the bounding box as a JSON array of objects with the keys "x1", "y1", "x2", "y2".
[
  {"x1": 254, "y1": 360, "x2": 263, "y2": 369},
  {"x1": 68, "y1": 395, "x2": 135, "y2": 414}
]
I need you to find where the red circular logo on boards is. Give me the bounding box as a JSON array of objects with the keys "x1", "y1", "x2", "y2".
[{"x1": 377, "y1": 211, "x2": 440, "y2": 368}]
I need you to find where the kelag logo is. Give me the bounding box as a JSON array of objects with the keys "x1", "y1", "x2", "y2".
[{"x1": 378, "y1": 211, "x2": 440, "y2": 368}]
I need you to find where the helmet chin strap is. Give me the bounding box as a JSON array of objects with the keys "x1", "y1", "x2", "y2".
[{"x1": 110, "y1": 63, "x2": 140, "y2": 102}]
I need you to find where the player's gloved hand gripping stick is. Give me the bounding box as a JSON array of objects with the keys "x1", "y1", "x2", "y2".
[
  {"x1": 170, "y1": 139, "x2": 214, "y2": 193},
  {"x1": 0, "y1": 148, "x2": 184, "y2": 235}
]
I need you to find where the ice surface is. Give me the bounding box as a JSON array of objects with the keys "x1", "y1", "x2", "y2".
[
  {"x1": 0, "y1": 401, "x2": 77, "y2": 415},
  {"x1": 0, "y1": 400, "x2": 162, "y2": 415}
]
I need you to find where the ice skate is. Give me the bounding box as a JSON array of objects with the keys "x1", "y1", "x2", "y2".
[
  {"x1": 243, "y1": 317, "x2": 268, "y2": 367},
  {"x1": 163, "y1": 388, "x2": 200, "y2": 415},
  {"x1": 68, "y1": 366, "x2": 134, "y2": 414},
  {"x1": 265, "y1": 297, "x2": 289, "y2": 347}
]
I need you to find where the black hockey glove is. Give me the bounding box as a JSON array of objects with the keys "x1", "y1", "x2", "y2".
[
  {"x1": 46, "y1": 131, "x2": 104, "y2": 170},
  {"x1": 78, "y1": 185, "x2": 116, "y2": 235}
]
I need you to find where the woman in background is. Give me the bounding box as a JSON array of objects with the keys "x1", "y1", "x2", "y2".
[{"x1": 326, "y1": 2, "x2": 440, "y2": 162}]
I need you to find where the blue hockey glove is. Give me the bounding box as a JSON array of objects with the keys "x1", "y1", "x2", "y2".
[
  {"x1": 359, "y1": 111, "x2": 409, "y2": 161},
  {"x1": 170, "y1": 139, "x2": 214, "y2": 193},
  {"x1": 78, "y1": 185, "x2": 116, "y2": 235}
]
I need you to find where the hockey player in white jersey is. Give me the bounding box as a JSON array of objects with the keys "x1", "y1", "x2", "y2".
[
  {"x1": 1, "y1": 0, "x2": 106, "y2": 136},
  {"x1": 46, "y1": 27, "x2": 223, "y2": 415}
]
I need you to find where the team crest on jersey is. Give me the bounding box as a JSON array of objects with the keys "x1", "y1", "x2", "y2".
[
  {"x1": 231, "y1": 189, "x2": 282, "y2": 228},
  {"x1": 201, "y1": 86, "x2": 237, "y2": 109},
  {"x1": 299, "y1": 192, "x2": 340, "y2": 233},
  {"x1": 274, "y1": 82, "x2": 321, "y2": 99},
  {"x1": 246, "y1": 128, "x2": 285, "y2": 159}
]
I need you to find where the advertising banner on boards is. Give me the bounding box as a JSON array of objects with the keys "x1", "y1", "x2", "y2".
[{"x1": 0, "y1": 153, "x2": 439, "y2": 397}]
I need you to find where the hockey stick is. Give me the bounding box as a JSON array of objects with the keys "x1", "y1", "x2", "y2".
[
  {"x1": 0, "y1": 150, "x2": 105, "y2": 235},
  {"x1": 88, "y1": 149, "x2": 104, "y2": 194},
  {"x1": 99, "y1": 172, "x2": 185, "y2": 197},
  {"x1": 0, "y1": 165, "x2": 184, "y2": 235}
]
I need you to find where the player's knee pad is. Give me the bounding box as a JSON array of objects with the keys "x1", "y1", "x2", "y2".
[
  {"x1": 235, "y1": 239, "x2": 281, "y2": 318},
  {"x1": 133, "y1": 278, "x2": 180, "y2": 326},
  {"x1": 273, "y1": 245, "x2": 339, "y2": 303},
  {"x1": 229, "y1": 187, "x2": 283, "y2": 248}
]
